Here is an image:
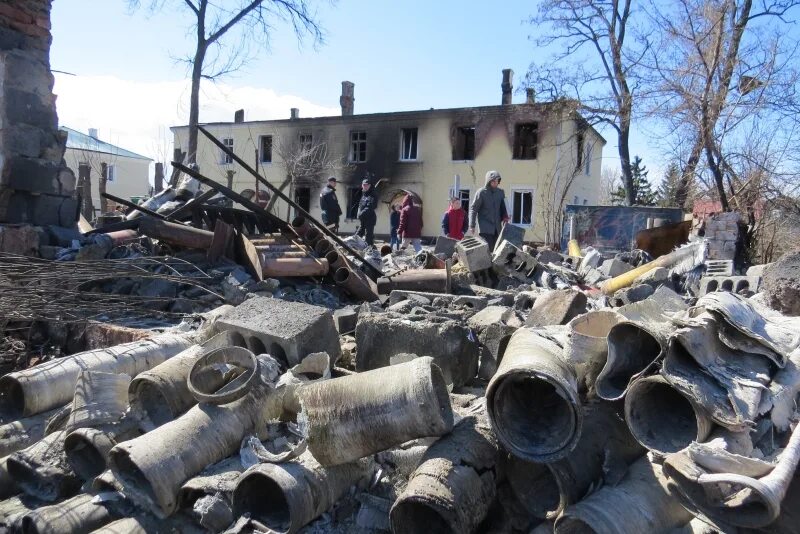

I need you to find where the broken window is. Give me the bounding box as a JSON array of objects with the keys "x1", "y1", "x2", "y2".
[
  {"x1": 260, "y1": 135, "x2": 273, "y2": 163},
  {"x1": 512, "y1": 189, "x2": 534, "y2": 226},
  {"x1": 294, "y1": 186, "x2": 311, "y2": 217},
  {"x1": 453, "y1": 126, "x2": 475, "y2": 160},
  {"x1": 585, "y1": 143, "x2": 593, "y2": 175},
  {"x1": 513, "y1": 123, "x2": 538, "y2": 160},
  {"x1": 299, "y1": 133, "x2": 312, "y2": 151},
  {"x1": 346, "y1": 186, "x2": 361, "y2": 220},
  {"x1": 449, "y1": 188, "x2": 471, "y2": 212},
  {"x1": 222, "y1": 137, "x2": 234, "y2": 164},
  {"x1": 400, "y1": 128, "x2": 418, "y2": 161},
  {"x1": 576, "y1": 131, "x2": 584, "y2": 170},
  {"x1": 350, "y1": 131, "x2": 367, "y2": 163},
  {"x1": 106, "y1": 164, "x2": 116, "y2": 182}
]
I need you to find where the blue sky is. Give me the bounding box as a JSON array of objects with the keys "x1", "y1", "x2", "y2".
[{"x1": 50, "y1": 0, "x2": 646, "y2": 175}]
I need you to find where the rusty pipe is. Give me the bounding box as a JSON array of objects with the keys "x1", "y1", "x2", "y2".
[
  {"x1": 334, "y1": 267, "x2": 379, "y2": 302},
  {"x1": 314, "y1": 239, "x2": 334, "y2": 257},
  {"x1": 326, "y1": 250, "x2": 348, "y2": 271},
  {"x1": 290, "y1": 216, "x2": 310, "y2": 239},
  {"x1": 138, "y1": 217, "x2": 214, "y2": 249},
  {"x1": 303, "y1": 227, "x2": 323, "y2": 248},
  {"x1": 262, "y1": 258, "x2": 329, "y2": 277},
  {"x1": 376, "y1": 265, "x2": 451, "y2": 295}
]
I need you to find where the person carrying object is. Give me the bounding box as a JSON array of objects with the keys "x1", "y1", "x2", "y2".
[{"x1": 468, "y1": 170, "x2": 509, "y2": 251}]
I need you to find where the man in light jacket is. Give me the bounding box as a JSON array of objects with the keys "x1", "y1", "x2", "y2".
[{"x1": 468, "y1": 170, "x2": 509, "y2": 251}]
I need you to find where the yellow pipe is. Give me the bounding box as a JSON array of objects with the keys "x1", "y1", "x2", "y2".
[
  {"x1": 599, "y1": 262, "x2": 657, "y2": 294},
  {"x1": 567, "y1": 239, "x2": 582, "y2": 258}
]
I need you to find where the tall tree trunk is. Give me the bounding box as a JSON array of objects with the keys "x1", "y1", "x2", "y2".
[
  {"x1": 187, "y1": 1, "x2": 208, "y2": 165},
  {"x1": 677, "y1": 138, "x2": 704, "y2": 209},
  {"x1": 154, "y1": 163, "x2": 164, "y2": 193},
  {"x1": 618, "y1": 118, "x2": 634, "y2": 206},
  {"x1": 99, "y1": 162, "x2": 108, "y2": 214},
  {"x1": 78, "y1": 163, "x2": 94, "y2": 221}
]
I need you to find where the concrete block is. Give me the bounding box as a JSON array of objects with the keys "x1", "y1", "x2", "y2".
[
  {"x1": 455, "y1": 236, "x2": 491, "y2": 272},
  {"x1": 699, "y1": 275, "x2": 761, "y2": 296},
  {"x1": 433, "y1": 235, "x2": 458, "y2": 258},
  {"x1": 387, "y1": 290, "x2": 488, "y2": 312},
  {"x1": 715, "y1": 230, "x2": 738, "y2": 241},
  {"x1": 610, "y1": 283, "x2": 655, "y2": 307},
  {"x1": 537, "y1": 249, "x2": 565, "y2": 265},
  {"x1": 491, "y1": 240, "x2": 538, "y2": 282},
  {"x1": 746, "y1": 263, "x2": 772, "y2": 277},
  {"x1": 599, "y1": 258, "x2": 633, "y2": 278},
  {"x1": 467, "y1": 306, "x2": 519, "y2": 369},
  {"x1": 496, "y1": 223, "x2": 525, "y2": 250},
  {"x1": 355, "y1": 312, "x2": 479, "y2": 387},
  {"x1": 214, "y1": 297, "x2": 340, "y2": 366},
  {"x1": 525, "y1": 288, "x2": 588, "y2": 327},
  {"x1": 333, "y1": 306, "x2": 359, "y2": 333},
  {"x1": 633, "y1": 266, "x2": 668, "y2": 286},
  {"x1": 762, "y1": 251, "x2": 800, "y2": 316},
  {"x1": 467, "y1": 284, "x2": 515, "y2": 306},
  {"x1": 578, "y1": 247, "x2": 602, "y2": 274},
  {"x1": 705, "y1": 259, "x2": 734, "y2": 277},
  {"x1": 583, "y1": 267, "x2": 608, "y2": 286}
]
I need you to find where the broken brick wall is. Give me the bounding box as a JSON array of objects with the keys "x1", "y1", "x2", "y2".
[{"x1": 0, "y1": 0, "x2": 78, "y2": 226}]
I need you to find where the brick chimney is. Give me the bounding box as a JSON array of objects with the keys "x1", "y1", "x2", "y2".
[
  {"x1": 234, "y1": 109, "x2": 244, "y2": 123},
  {"x1": 290, "y1": 108, "x2": 300, "y2": 120},
  {"x1": 501, "y1": 69, "x2": 513, "y2": 105},
  {"x1": 526, "y1": 88, "x2": 535, "y2": 104},
  {"x1": 340, "y1": 81, "x2": 354, "y2": 116}
]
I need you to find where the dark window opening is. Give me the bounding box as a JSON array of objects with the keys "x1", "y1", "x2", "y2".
[
  {"x1": 453, "y1": 126, "x2": 476, "y2": 160},
  {"x1": 294, "y1": 187, "x2": 311, "y2": 216},
  {"x1": 260, "y1": 135, "x2": 273, "y2": 163},
  {"x1": 512, "y1": 190, "x2": 534, "y2": 225},
  {"x1": 450, "y1": 188, "x2": 470, "y2": 211},
  {"x1": 222, "y1": 137, "x2": 234, "y2": 164},
  {"x1": 299, "y1": 133, "x2": 312, "y2": 151},
  {"x1": 350, "y1": 131, "x2": 367, "y2": 162},
  {"x1": 346, "y1": 186, "x2": 361, "y2": 220},
  {"x1": 513, "y1": 123, "x2": 538, "y2": 160},
  {"x1": 576, "y1": 131, "x2": 585, "y2": 170},
  {"x1": 400, "y1": 128, "x2": 418, "y2": 160}
]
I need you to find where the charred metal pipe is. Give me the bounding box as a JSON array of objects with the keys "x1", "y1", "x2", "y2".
[
  {"x1": 6, "y1": 430, "x2": 81, "y2": 501},
  {"x1": 506, "y1": 401, "x2": 644, "y2": 520},
  {"x1": 555, "y1": 457, "x2": 693, "y2": 533},
  {"x1": 563, "y1": 310, "x2": 624, "y2": 392},
  {"x1": 298, "y1": 356, "x2": 454, "y2": 466},
  {"x1": 314, "y1": 239, "x2": 333, "y2": 257},
  {"x1": 65, "y1": 372, "x2": 131, "y2": 433},
  {"x1": 233, "y1": 452, "x2": 373, "y2": 534},
  {"x1": 415, "y1": 251, "x2": 446, "y2": 269},
  {"x1": 0, "y1": 333, "x2": 193, "y2": 418},
  {"x1": 109, "y1": 378, "x2": 284, "y2": 517},
  {"x1": 595, "y1": 320, "x2": 665, "y2": 401},
  {"x1": 19, "y1": 493, "x2": 118, "y2": 534},
  {"x1": 663, "y1": 421, "x2": 800, "y2": 529},
  {"x1": 326, "y1": 250, "x2": 347, "y2": 271},
  {"x1": 380, "y1": 244, "x2": 393, "y2": 257},
  {"x1": 64, "y1": 419, "x2": 142, "y2": 480},
  {"x1": 486, "y1": 328, "x2": 582, "y2": 463},
  {"x1": 138, "y1": 217, "x2": 214, "y2": 249},
  {"x1": 390, "y1": 415, "x2": 500, "y2": 534},
  {"x1": 290, "y1": 216, "x2": 310, "y2": 239},
  {"x1": 303, "y1": 227, "x2": 323, "y2": 248},
  {"x1": 0, "y1": 407, "x2": 62, "y2": 457},
  {"x1": 262, "y1": 258, "x2": 329, "y2": 277},
  {"x1": 376, "y1": 265, "x2": 451, "y2": 295},
  {"x1": 624, "y1": 375, "x2": 713, "y2": 454},
  {"x1": 334, "y1": 267, "x2": 379, "y2": 302},
  {"x1": 129, "y1": 331, "x2": 247, "y2": 428}
]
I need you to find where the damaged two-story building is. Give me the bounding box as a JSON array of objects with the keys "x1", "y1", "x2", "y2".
[{"x1": 171, "y1": 70, "x2": 605, "y2": 243}]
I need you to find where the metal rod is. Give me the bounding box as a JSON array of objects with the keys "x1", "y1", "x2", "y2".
[
  {"x1": 171, "y1": 162, "x2": 289, "y2": 232},
  {"x1": 165, "y1": 189, "x2": 218, "y2": 221},
  {"x1": 102, "y1": 192, "x2": 168, "y2": 221},
  {"x1": 198, "y1": 125, "x2": 382, "y2": 279}
]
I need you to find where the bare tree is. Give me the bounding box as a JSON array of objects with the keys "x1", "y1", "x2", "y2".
[
  {"x1": 644, "y1": 0, "x2": 800, "y2": 210},
  {"x1": 526, "y1": 0, "x2": 644, "y2": 205},
  {"x1": 129, "y1": 0, "x2": 325, "y2": 165}
]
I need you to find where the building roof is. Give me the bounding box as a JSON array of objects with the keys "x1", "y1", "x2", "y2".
[{"x1": 60, "y1": 127, "x2": 153, "y2": 161}]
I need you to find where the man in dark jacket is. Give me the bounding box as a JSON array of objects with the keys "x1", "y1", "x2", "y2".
[
  {"x1": 356, "y1": 179, "x2": 377, "y2": 246},
  {"x1": 319, "y1": 177, "x2": 342, "y2": 232},
  {"x1": 469, "y1": 170, "x2": 509, "y2": 251},
  {"x1": 398, "y1": 193, "x2": 423, "y2": 252}
]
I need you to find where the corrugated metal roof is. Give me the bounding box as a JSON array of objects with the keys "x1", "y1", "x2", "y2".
[{"x1": 60, "y1": 127, "x2": 152, "y2": 161}]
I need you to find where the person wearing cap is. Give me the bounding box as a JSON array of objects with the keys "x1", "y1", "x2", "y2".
[
  {"x1": 441, "y1": 196, "x2": 468, "y2": 240},
  {"x1": 319, "y1": 177, "x2": 342, "y2": 233},
  {"x1": 468, "y1": 170, "x2": 509, "y2": 250},
  {"x1": 356, "y1": 179, "x2": 378, "y2": 246}
]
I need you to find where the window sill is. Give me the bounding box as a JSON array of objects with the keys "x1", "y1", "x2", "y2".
[
  {"x1": 451, "y1": 159, "x2": 475, "y2": 163},
  {"x1": 398, "y1": 159, "x2": 422, "y2": 163},
  {"x1": 260, "y1": 161, "x2": 273, "y2": 165}
]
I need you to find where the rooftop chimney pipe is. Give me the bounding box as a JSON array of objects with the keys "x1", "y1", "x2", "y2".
[
  {"x1": 502, "y1": 69, "x2": 513, "y2": 106},
  {"x1": 234, "y1": 109, "x2": 244, "y2": 123},
  {"x1": 340, "y1": 81, "x2": 355, "y2": 116},
  {"x1": 290, "y1": 108, "x2": 299, "y2": 120}
]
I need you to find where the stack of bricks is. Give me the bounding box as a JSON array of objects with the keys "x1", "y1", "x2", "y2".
[
  {"x1": 0, "y1": 0, "x2": 78, "y2": 227},
  {"x1": 702, "y1": 212, "x2": 740, "y2": 260}
]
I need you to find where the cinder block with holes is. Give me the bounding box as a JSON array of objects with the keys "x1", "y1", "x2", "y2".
[
  {"x1": 213, "y1": 297, "x2": 340, "y2": 366},
  {"x1": 492, "y1": 240, "x2": 538, "y2": 282},
  {"x1": 456, "y1": 236, "x2": 492, "y2": 272},
  {"x1": 699, "y1": 276, "x2": 761, "y2": 296},
  {"x1": 705, "y1": 259, "x2": 734, "y2": 277}
]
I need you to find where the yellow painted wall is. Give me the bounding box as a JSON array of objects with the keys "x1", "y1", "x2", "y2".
[
  {"x1": 64, "y1": 148, "x2": 151, "y2": 215},
  {"x1": 173, "y1": 106, "x2": 604, "y2": 243}
]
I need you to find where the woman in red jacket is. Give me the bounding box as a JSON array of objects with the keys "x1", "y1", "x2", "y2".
[{"x1": 398, "y1": 194, "x2": 423, "y2": 252}]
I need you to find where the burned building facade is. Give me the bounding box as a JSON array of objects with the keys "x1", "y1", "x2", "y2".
[{"x1": 172, "y1": 71, "x2": 605, "y2": 242}]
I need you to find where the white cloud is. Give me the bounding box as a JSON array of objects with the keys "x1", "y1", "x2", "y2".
[{"x1": 53, "y1": 73, "x2": 340, "y2": 166}]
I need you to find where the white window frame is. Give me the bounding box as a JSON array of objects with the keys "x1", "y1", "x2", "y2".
[
  {"x1": 259, "y1": 135, "x2": 273, "y2": 164},
  {"x1": 448, "y1": 187, "x2": 471, "y2": 212},
  {"x1": 299, "y1": 133, "x2": 313, "y2": 151},
  {"x1": 511, "y1": 187, "x2": 535, "y2": 228},
  {"x1": 349, "y1": 131, "x2": 367, "y2": 163},
  {"x1": 221, "y1": 137, "x2": 234, "y2": 164},
  {"x1": 399, "y1": 128, "x2": 419, "y2": 161},
  {"x1": 106, "y1": 164, "x2": 116, "y2": 182}
]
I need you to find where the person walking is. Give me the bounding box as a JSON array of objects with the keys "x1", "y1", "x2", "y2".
[
  {"x1": 441, "y1": 196, "x2": 468, "y2": 240},
  {"x1": 398, "y1": 193, "x2": 423, "y2": 253},
  {"x1": 468, "y1": 170, "x2": 509, "y2": 251},
  {"x1": 356, "y1": 179, "x2": 378, "y2": 246},
  {"x1": 389, "y1": 204, "x2": 401, "y2": 251},
  {"x1": 319, "y1": 176, "x2": 342, "y2": 232}
]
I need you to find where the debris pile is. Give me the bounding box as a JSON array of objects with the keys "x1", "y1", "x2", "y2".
[{"x1": 2, "y1": 129, "x2": 800, "y2": 533}]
